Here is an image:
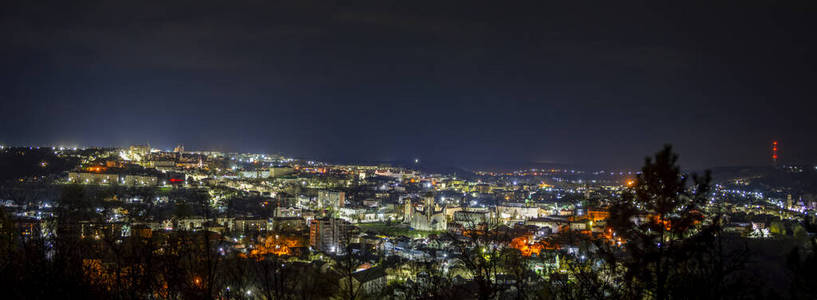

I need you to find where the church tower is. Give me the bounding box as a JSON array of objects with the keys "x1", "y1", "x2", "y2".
[
  {"x1": 404, "y1": 198, "x2": 413, "y2": 223},
  {"x1": 424, "y1": 194, "x2": 434, "y2": 219}
]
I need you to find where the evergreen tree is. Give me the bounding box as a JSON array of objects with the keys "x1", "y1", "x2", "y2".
[{"x1": 607, "y1": 145, "x2": 712, "y2": 299}]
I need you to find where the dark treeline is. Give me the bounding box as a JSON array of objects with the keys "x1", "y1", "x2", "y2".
[
  {"x1": 0, "y1": 146, "x2": 816, "y2": 299},
  {"x1": 0, "y1": 184, "x2": 338, "y2": 299}
]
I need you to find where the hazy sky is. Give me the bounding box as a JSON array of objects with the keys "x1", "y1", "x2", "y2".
[{"x1": 2, "y1": 1, "x2": 815, "y2": 169}]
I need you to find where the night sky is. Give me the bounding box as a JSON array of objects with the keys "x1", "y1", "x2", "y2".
[{"x1": 1, "y1": 1, "x2": 815, "y2": 169}]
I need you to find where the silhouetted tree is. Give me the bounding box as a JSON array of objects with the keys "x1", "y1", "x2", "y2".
[
  {"x1": 605, "y1": 145, "x2": 754, "y2": 299},
  {"x1": 335, "y1": 235, "x2": 365, "y2": 300},
  {"x1": 445, "y1": 213, "x2": 515, "y2": 300},
  {"x1": 786, "y1": 219, "x2": 817, "y2": 299}
]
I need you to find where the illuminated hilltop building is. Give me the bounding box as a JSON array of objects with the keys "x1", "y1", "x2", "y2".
[
  {"x1": 130, "y1": 144, "x2": 151, "y2": 159},
  {"x1": 405, "y1": 193, "x2": 447, "y2": 231},
  {"x1": 120, "y1": 144, "x2": 151, "y2": 161}
]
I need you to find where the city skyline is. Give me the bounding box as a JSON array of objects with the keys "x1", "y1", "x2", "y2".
[{"x1": 3, "y1": 1, "x2": 817, "y2": 299}]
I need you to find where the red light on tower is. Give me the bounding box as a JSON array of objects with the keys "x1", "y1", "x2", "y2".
[{"x1": 771, "y1": 141, "x2": 778, "y2": 163}]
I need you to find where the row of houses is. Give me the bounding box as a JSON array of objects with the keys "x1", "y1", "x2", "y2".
[
  {"x1": 68, "y1": 171, "x2": 159, "y2": 186},
  {"x1": 73, "y1": 216, "x2": 311, "y2": 241}
]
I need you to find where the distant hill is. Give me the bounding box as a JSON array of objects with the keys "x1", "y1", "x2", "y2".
[
  {"x1": 330, "y1": 159, "x2": 477, "y2": 178},
  {"x1": 709, "y1": 165, "x2": 817, "y2": 195}
]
